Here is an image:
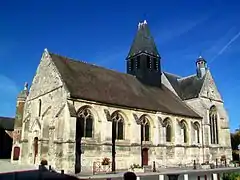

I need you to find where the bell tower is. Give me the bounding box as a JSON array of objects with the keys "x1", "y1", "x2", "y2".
[
  {"x1": 196, "y1": 56, "x2": 207, "y2": 78},
  {"x1": 11, "y1": 82, "x2": 29, "y2": 162},
  {"x1": 126, "y1": 20, "x2": 162, "y2": 87}
]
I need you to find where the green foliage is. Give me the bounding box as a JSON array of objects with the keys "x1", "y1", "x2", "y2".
[
  {"x1": 130, "y1": 164, "x2": 142, "y2": 170},
  {"x1": 231, "y1": 129, "x2": 240, "y2": 161},
  {"x1": 222, "y1": 173, "x2": 240, "y2": 180}
]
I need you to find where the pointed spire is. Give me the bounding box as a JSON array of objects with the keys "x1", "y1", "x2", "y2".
[
  {"x1": 127, "y1": 20, "x2": 160, "y2": 59},
  {"x1": 24, "y1": 82, "x2": 28, "y2": 91},
  {"x1": 196, "y1": 55, "x2": 206, "y2": 63}
]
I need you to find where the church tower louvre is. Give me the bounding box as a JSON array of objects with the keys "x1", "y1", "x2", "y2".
[{"x1": 126, "y1": 20, "x2": 162, "y2": 87}]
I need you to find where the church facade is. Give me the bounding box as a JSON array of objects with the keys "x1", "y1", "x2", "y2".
[{"x1": 11, "y1": 20, "x2": 232, "y2": 173}]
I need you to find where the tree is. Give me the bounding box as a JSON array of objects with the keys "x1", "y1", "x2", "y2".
[{"x1": 231, "y1": 129, "x2": 240, "y2": 161}]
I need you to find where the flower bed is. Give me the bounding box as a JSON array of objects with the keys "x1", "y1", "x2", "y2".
[{"x1": 129, "y1": 164, "x2": 144, "y2": 173}]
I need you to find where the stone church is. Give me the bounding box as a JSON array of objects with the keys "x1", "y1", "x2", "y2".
[{"x1": 11, "y1": 20, "x2": 232, "y2": 173}]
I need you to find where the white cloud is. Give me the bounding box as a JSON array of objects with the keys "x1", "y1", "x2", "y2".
[
  {"x1": 209, "y1": 30, "x2": 240, "y2": 64},
  {"x1": 155, "y1": 15, "x2": 211, "y2": 45}
]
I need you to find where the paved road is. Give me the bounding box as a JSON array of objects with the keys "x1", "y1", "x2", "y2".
[
  {"x1": 0, "y1": 159, "x2": 37, "y2": 173},
  {"x1": 0, "y1": 159, "x2": 79, "y2": 180}
]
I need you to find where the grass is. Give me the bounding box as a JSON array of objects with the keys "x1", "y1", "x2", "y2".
[{"x1": 222, "y1": 173, "x2": 240, "y2": 180}]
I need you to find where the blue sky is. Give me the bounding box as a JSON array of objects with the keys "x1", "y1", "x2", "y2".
[{"x1": 0, "y1": 0, "x2": 239, "y2": 131}]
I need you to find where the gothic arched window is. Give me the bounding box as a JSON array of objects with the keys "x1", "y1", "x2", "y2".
[
  {"x1": 112, "y1": 112, "x2": 124, "y2": 140},
  {"x1": 141, "y1": 116, "x2": 150, "y2": 141},
  {"x1": 163, "y1": 118, "x2": 172, "y2": 142},
  {"x1": 209, "y1": 106, "x2": 218, "y2": 144},
  {"x1": 181, "y1": 122, "x2": 187, "y2": 143},
  {"x1": 77, "y1": 108, "x2": 94, "y2": 138},
  {"x1": 194, "y1": 122, "x2": 200, "y2": 143}
]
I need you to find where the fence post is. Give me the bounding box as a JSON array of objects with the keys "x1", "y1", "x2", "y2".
[
  {"x1": 159, "y1": 175, "x2": 164, "y2": 180},
  {"x1": 183, "y1": 174, "x2": 188, "y2": 180}
]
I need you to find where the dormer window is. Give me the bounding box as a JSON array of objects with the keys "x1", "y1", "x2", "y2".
[
  {"x1": 147, "y1": 56, "x2": 151, "y2": 69},
  {"x1": 136, "y1": 56, "x2": 140, "y2": 69}
]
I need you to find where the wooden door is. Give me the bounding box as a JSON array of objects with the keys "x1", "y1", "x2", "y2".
[
  {"x1": 142, "y1": 148, "x2": 148, "y2": 166},
  {"x1": 13, "y1": 146, "x2": 20, "y2": 160}
]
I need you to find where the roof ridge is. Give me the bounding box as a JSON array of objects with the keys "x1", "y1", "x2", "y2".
[
  {"x1": 163, "y1": 71, "x2": 182, "y2": 78},
  {"x1": 49, "y1": 51, "x2": 201, "y2": 118},
  {"x1": 178, "y1": 74, "x2": 196, "y2": 81},
  {"x1": 49, "y1": 51, "x2": 136, "y2": 79},
  {"x1": 0, "y1": 116, "x2": 15, "y2": 119}
]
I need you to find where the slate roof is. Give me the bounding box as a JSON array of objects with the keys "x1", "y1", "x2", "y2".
[
  {"x1": 49, "y1": 52, "x2": 201, "y2": 119},
  {"x1": 164, "y1": 72, "x2": 206, "y2": 100},
  {"x1": 0, "y1": 116, "x2": 14, "y2": 130},
  {"x1": 126, "y1": 21, "x2": 160, "y2": 59}
]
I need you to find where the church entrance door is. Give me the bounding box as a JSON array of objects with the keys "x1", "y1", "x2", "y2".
[
  {"x1": 13, "y1": 146, "x2": 20, "y2": 160},
  {"x1": 142, "y1": 148, "x2": 148, "y2": 166}
]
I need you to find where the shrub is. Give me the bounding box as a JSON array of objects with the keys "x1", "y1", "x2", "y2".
[
  {"x1": 130, "y1": 164, "x2": 142, "y2": 170},
  {"x1": 222, "y1": 173, "x2": 240, "y2": 180}
]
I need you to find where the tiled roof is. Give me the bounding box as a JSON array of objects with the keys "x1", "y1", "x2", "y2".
[
  {"x1": 164, "y1": 72, "x2": 205, "y2": 100},
  {"x1": 126, "y1": 21, "x2": 160, "y2": 59},
  {"x1": 50, "y1": 52, "x2": 201, "y2": 119},
  {"x1": 0, "y1": 116, "x2": 14, "y2": 130}
]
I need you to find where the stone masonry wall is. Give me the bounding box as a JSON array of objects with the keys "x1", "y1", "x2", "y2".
[
  {"x1": 72, "y1": 100, "x2": 203, "y2": 172},
  {"x1": 185, "y1": 97, "x2": 232, "y2": 162},
  {"x1": 18, "y1": 49, "x2": 69, "y2": 169}
]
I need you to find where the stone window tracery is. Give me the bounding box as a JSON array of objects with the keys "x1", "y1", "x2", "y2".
[
  {"x1": 193, "y1": 122, "x2": 200, "y2": 143},
  {"x1": 112, "y1": 112, "x2": 124, "y2": 140},
  {"x1": 180, "y1": 121, "x2": 188, "y2": 143},
  {"x1": 209, "y1": 106, "x2": 218, "y2": 144},
  {"x1": 163, "y1": 118, "x2": 172, "y2": 142},
  {"x1": 141, "y1": 116, "x2": 150, "y2": 141},
  {"x1": 77, "y1": 108, "x2": 93, "y2": 138}
]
